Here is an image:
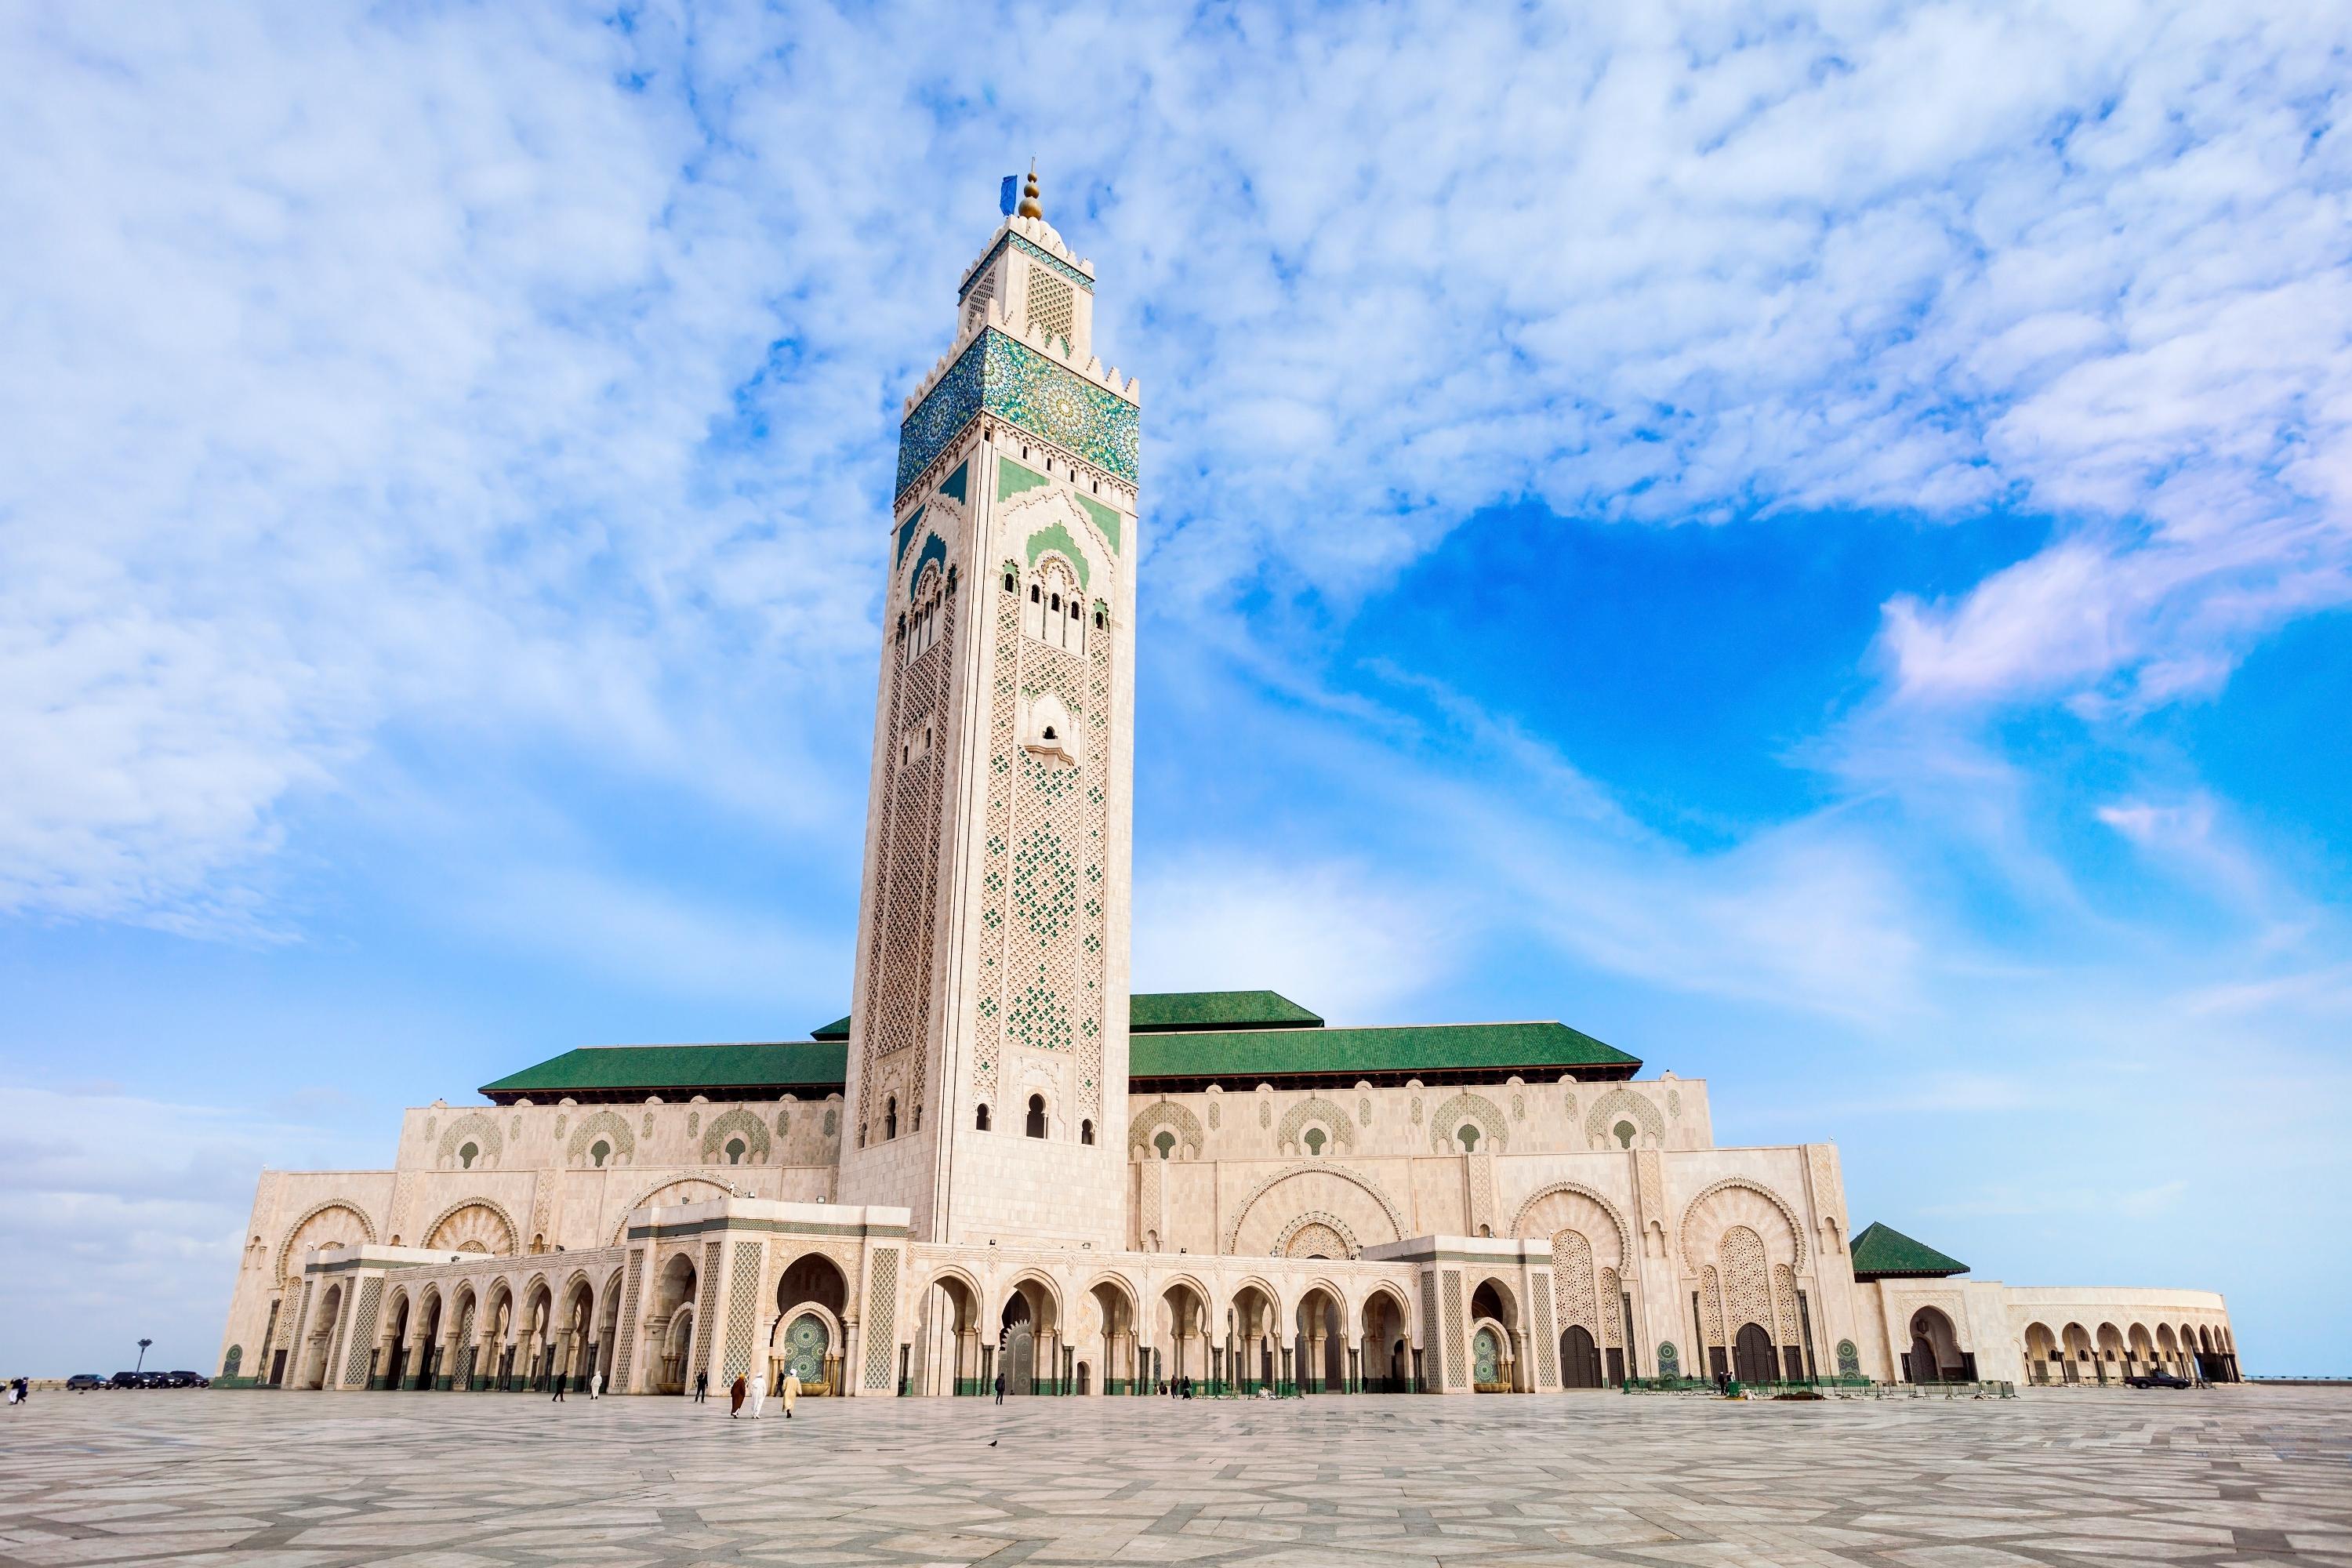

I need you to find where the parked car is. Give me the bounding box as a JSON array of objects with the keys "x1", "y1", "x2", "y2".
[
  {"x1": 108, "y1": 1371, "x2": 144, "y2": 1388},
  {"x1": 2126, "y1": 1371, "x2": 2192, "y2": 1388},
  {"x1": 163, "y1": 1371, "x2": 209, "y2": 1388},
  {"x1": 65, "y1": 1374, "x2": 105, "y2": 1392}
]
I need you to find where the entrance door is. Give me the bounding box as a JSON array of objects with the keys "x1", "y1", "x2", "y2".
[
  {"x1": 1561, "y1": 1326, "x2": 1602, "y2": 1388},
  {"x1": 780, "y1": 1312, "x2": 829, "y2": 1392},
  {"x1": 1472, "y1": 1327, "x2": 1502, "y2": 1390},
  {"x1": 1909, "y1": 1334, "x2": 1940, "y2": 1383},
  {"x1": 1733, "y1": 1323, "x2": 1776, "y2": 1385},
  {"x1": 1004, "y1": 1324, "x2": 1036, "y2": 1395}
]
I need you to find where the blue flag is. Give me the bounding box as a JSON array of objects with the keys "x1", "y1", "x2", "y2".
[{"x1": 1000, "y1": 175, "x2": 1018, "y2": 216}]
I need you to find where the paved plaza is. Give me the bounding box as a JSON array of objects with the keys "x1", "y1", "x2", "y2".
[{"x1": 1, "y1": 1388, "x2": 2347, "y2": 1567}]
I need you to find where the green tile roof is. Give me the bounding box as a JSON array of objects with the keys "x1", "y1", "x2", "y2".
[
  {"x1": 479, "y1": 1009, "x2": 1640, "y2": 1102},
  {"x1": 1128, "y1": 990, "x2": 1323, "y2": 1033},
  {"x1": 1849, "y1": 1221, "x2": 1968, "y2": 1280},
  {"x1": 1129, "y1": 1020, "x2": 1637, "y2": 1084},
  {"x1": 480, "y1": 1042, "x2": 847, "y2": 1100},
  {"x1": 809, "y1": 1015, "x2": 851, "y2": 1042}
]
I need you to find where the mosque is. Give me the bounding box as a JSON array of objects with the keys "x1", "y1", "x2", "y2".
[{"x1": 216, "y1": 175, "x2": 2241, "y2": 1399}]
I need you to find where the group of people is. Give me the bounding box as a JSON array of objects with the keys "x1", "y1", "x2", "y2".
[
  {"x1": 5, "y1": 1377, "x2": 28, "y2": 1406},
  {"x1": 546, "y1": 1368, "x2": 603, "y2": 1401},
  {"x1": 684, "y1": 1367, "x2": 802, "y2": 1419}
]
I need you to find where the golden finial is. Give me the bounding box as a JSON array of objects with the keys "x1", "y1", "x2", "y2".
[{"x1": 1016, "y1": 165, "x2": 1044, "y2": 220}]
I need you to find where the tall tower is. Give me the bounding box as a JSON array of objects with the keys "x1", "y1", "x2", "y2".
[{"x1": 837, "y1": 173, "x2": 1140, "y2": 1248}]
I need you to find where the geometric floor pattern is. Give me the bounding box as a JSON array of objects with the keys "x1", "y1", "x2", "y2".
[{"x1": 2, "y1": 1388, "x2": 2347, "y2": 1566}]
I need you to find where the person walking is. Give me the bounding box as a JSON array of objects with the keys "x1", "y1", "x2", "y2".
[
  {"x1": 746, "y1": 1368, "x2": 767, "y2": 1421},
  {"x1": 588, "y1": 1368, "x2": 602, "y2": 1400},
  {"x1": 993, "y1": 1370, "x2": 1005, "y2": 1404},
  {"x1": 550, "y1": 1370, "x2": 565, "y2": 1402},
  {"x1": 780, "y1": 1368, "x2": 800, "y2": 1419},
  {"x1": 693, "y1": 1370, "x2": 708, "y2": 1403},
  {"x1": 728, "y1": 1374, "x2": 746, "y2": 1417}
]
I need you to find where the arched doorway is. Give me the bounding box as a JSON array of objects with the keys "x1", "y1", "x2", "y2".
[
  {"x1": 1732, "y1": 1323, "x2": 1776, "y2": 1386},
  {"x1": 775, "y1": 1252, "x2": 849, "y2": 1395},
  {"x1": 651, "y1": 1253, "x2": 698, "y2": 1394},
  {"x1": 1225, "y1": 1283, "x2": 1278, "y2": 1392},
  {"x1": 1560, "y1": 1324, "x2": 1602, "y2": 1388},
  {"x1": 1468, "y1": 1279, "x2": 1518, "y2": 1392},
  {"x1": 1294, "y1": 1287, "x2": 1345, "y2": 1392},
  {"x1": 1086, "y1": 1279, "x2": 1138, "y2": 1395},
  {"x1": 411, "y1": 1293, "x2": 445, "y2": 1389},
  {"x1": 297, "y1": 1283, "x2": 343, "y2": 1390},
  {"x1": 1362, "y1": 1290, "x2": 1411, "y2": 1392},
  {"x1": 1907, "y1": 1307, "x2": 1963, "y2": 1384},
  {"x1": 1001, "y1": 1294, "x2": 1036, "y2": 1395},
  {"x1": 919, "y1": 1272, "x2": 983, "y2": 1395},
  {"x1": 383, "y1": 1295, "x2": 413, "y2": 1391},
  {"x1": 776, "y1": 1311, "x2": 829, "y2": 1389}
]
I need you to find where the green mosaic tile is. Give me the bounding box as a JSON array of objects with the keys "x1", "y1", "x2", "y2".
[
  {"x1": 1012, "y1": 827, "x2": 1077, "y2": 941},
  {"x1": 998, "y1": 456, "x2": 1054, "y2": 504},
  {"x1": 1025, "y1": 519, "x2": 1090, "y2": 588},
  {"x1": 897, "y1": 328, "x2": 1139, "y2": 502},
  {"x1": 1076, "y1": 492, "x2": 1123, "y2": 556}
]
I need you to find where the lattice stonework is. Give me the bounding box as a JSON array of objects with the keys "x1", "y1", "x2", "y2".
[
  {"x1": 344, "y1": 1279, "x2": 383, "y2": 1388},
  {"x1": 612, "y1": 1251, "x2": 644, "y2": 1391},
  {"x1": 1441, "y1": 1272, "x2": 1468, "y2": 1390},
  {"x1": 1700, "y1": 1265, "x2": 1725, "y2": 1348},
  {"x1": 975, "y1": 566, "x2": 1018, "y2": 1107},
  {"x1": 865, "y1": 1250, "x2": 900, "y2": 1389},
  {"x1": 1553, "y1": 1230, "x2": 1599, "y2": 1335},
  {"x1": 1533, "y1": 1278, "x2": 1558, "y2": 1388},
  {"x1": 720, "y1": 1240, "x2": 763, "y2": 1383},
  {"x1": 978, "y1": 529, "x2": 1111, "y2": 1119},
  {"x1": 1598, "y1": 1268, "x2": 1623, "y2": 1348},
  {"x1": 859, "y1": 584, "x2": 958, "y2": 1136},
  {"x1": 1419, "y1": 1272, "x2": 1444, "y2": 1388},
  {"x1": 1773, "y1": 1263, "x2": 1802, "y2": 1343},
  {"x1": 695, "y1": 1241, "x2": 722, "y2": 1381},
  {"x1": 1025, "y1": 268, "x2": 1076, "y2": 345},
  {"x1": 1721, "y1": 1225, "x2": 1771, "y2": 1334}
]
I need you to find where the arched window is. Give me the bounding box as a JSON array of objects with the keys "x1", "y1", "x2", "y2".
[
  {"x1": 1080, "y1": 1118, "x2": 1095, "y2": 1145},
  {"x1": 724, "y1": 1138, "x2": 746, "y2": 1166},
  {"x1": 1025, "y1": 1094, "x2": 1047, "y2": 1139},
  {"x1": 1003, "y1": 569, "x2": 1017, "y2": 592},
  {"x1": 1029, "y1": 584, "x2": 1041, "y2": 602},
  {"x1": 884, "y1": 1097, "x2": 898, "y2": 1141},
  {"x1": 458, "y1": 1142, "x2": 478, "y2": 1170},
  {"x1": 1613, "y1": 1120, "x2": 1635, "y2": 1149},
  {"x1": 1457, "y1": 1123, "x2": 1479, "y2": 1152},
  {"x1": 1154, "y1": 1130, "x2": 1175, "y2": 1160},
  {"x1": 590, "y1": 1140, "x2": 611, "y2": 1168},
  {"x1": 975, "y1": 1103, "x2": 991, "y2": 1132},
  {"x1": 1303, "y1": 1127, "x2": 1326, "y2": 1156}
]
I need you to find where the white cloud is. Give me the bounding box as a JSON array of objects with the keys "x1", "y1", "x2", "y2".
[
  {"x1": 1132, "y1": 858, "x2": 1457, "y2": 1025},
  {"x1": 0, "y1": 1085, "x2": 371, "y2": 1373},
  {"x1": 4, "y1": 1, "x2": 2348, "y2": 932}
]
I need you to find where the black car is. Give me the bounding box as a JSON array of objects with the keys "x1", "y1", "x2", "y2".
[
  {"x1": 65, "y1": 1374, "x2": 105, "y2": 1392},
  {"x1": 108, "y1": 1371, "x2": 144, "y2": 1389},
  {"x1": 163, "y1": 1371, "x2": 209, "y2": 1388},
  {"x1": 2126, "y1": 1370, "x2": 2192, "y2": 1388}
]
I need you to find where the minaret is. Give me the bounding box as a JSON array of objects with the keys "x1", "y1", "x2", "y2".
[{"x1": 837, "y1": 172, "x2": 1140, "y2": 1249}]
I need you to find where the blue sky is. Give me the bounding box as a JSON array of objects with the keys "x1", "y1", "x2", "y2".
[{"x1": 3, "y1": 1, "x2": 2348, "y2": 1377}]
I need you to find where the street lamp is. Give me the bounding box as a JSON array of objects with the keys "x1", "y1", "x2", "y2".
[{"x1": 135, "y1": 1338, "x2": 153, "y2": 1374}]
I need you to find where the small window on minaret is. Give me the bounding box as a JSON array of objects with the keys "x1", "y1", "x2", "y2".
[
  {"x1": 975, "y1": 1103, "x2": 991, "y2": 1131},
  {"x1": 1080, "y1": 1119, "x2": 1095, "y2": 1145},
  {"x1": 884, "y1": 1097, "x2": 898, "y2": 1141},
  {"x1": 1029, "y1": 584, "x2": 1040, "y2": 603},
  {"x1": 1025, "y1": 1094, "x2": 1047, "y2": 1138}
]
